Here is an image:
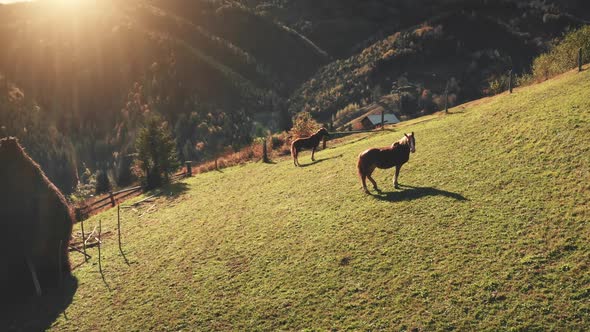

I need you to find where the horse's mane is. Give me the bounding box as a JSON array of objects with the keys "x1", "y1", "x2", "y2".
[
  {"x1": 314, "y1": 127, "x2": 327, "y2": 135},
  {"x1": 393, "y1": 135, "x2": 410, "y2": 148}
]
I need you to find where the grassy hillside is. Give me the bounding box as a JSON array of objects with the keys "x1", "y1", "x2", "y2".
[{"x1": 6, "y1": 68, "x2": 590, "y2": 330}]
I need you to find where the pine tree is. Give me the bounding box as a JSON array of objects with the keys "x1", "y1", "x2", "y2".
[
  {"x1": 135, "y1": 116, "x2": 179, "y2": 189},
  {"x1": 95, "y1": 168, "x2": 111, "y2": 195}
]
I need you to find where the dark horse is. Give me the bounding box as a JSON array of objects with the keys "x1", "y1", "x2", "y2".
[
  {"x1": 291, "y1": 127, "x2": 330, "y2": 166},
  {"x1": 357, "y1": 132, "x2": 416, "y2": 194}
]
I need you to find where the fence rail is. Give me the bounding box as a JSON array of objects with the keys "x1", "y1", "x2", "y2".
[{"x1": 76, "y1": 165, "x2": 191, "y2": 221}]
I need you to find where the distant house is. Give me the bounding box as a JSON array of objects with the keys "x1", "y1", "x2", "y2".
[{"x1": 361, "y1": 114, "x2": 400, "y2": 129}]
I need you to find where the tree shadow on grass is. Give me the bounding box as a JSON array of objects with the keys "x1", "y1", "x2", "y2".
[
  {"x1": 372, "y1": 184, "x2": 468, "y2": 202},
  {"x1": 135, "y1": 182, "x2": 188, "y2": 201},
  {"x1": 298, "y1": 154, "x2": 344, "y2": 167},
  {"x1": 165, "y1": 182, "x2": 189, "y2": 198},
  {"x1": 0, "y1": 275, "x2": 78, "y2": 331}
]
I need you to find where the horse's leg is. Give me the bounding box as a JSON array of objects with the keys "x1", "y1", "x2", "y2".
[
  {"x1": 360, "y1": 173, "x2": 370, "y2": 194},
  {"x1": 394, "y1": 165, "x2": 402, "y2": 189},
  {"x1": 293, "y1": 149, "x2": 299, "y2": 167},
  {"x1": 291, "y1": 142, "x2": 299, "y2": 167},
  {"x1": 366, "y1": 166, "x2": 379, "y2": 192},
  {"x1": 368, "y1": 175, "x2": 379, "y2": 192},
  {"x1": 311, "y1": 146, "x2": 316, "y2": 161}
]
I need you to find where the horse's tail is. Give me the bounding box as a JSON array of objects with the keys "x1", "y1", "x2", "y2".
[{"x1": 357, "y1": 151, "x2": 366, "y2": 177}]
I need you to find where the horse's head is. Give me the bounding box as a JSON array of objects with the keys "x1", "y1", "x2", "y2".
[
  {"x1": 404, "y1": 132, "x2": 416, "y2": 153},
  {"x1": 317, "y1": 127, "x2": 330, "y2": 138}
]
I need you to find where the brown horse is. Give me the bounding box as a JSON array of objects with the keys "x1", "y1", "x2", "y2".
[
  {"x1": 357, "y1": 132, "x2": 416, "y2": 194},
  {"x1": 291, "y1": 127, "x2": 330, "y2": 166}
]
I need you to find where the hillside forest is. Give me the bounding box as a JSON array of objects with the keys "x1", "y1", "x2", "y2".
[{"x1": 0, "y1": 0, "x2": 587, "y2": 195}]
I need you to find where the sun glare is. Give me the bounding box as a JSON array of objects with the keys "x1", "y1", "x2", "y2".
[
  {"x1": 41, "y1": 0, "x2": 94, "y2": 12},
  {"x1": 53, "y1": 0, "x2": 86, "y2": 8}
]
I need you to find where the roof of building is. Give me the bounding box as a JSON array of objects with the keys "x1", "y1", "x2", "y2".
[{"x1": 364, "y1": 114, "x2": 400, "y2": 126}]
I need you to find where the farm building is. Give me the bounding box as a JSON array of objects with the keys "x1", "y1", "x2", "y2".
[{"x1": 361, "y1": 113, "x2": 401, "y2": 129}]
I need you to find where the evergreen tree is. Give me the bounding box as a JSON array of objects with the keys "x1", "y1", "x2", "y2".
[
  {"x1": 95, "y1": 168, "x2": 111, "y2": 195},
  {"x1": 135, "y1": 116, "x2": 179, "y2": 189}
]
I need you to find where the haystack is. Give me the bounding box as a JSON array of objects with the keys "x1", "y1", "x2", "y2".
[{"x1": 0, "y1": 137, "x2": 73, "y2": 295}]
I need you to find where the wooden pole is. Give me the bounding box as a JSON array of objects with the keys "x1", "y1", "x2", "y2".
[
  {"x1": 109, "y1": 192, "x2": 116, "y2": 207},
  {"x1": 81, "y1": 219, "x2": 87, "y2": 262},
  {"x1": 185, "y1": 161, "x2": 192, "y2": 177},
  {"x1": 444, "y1": 81, "x2": 449, "y2": 114},
  {"x1": 508, "y1": 69, "x2": 513, "y2": 94},
  {"x1": 381, "y1": 110, "x2": 385, "y2": 130},
  {"x1": 262, "y1": 138, "x2": 269, "y2": 163},
  {"x1": 117, "y1": 204, "x2": 123, "y2": 256},
  {"x1": 579, "y1": 48, "x2": 583, "y2": 72},
  {"x1": 98, "y1": 218, "x2": 103, "y2": 275},
  {"x1": 26, "y1": 257, "x2": 42, "y2": 296}
]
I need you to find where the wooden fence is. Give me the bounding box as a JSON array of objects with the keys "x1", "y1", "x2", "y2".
[{"x1": 75, "y1": 161, "x2": 193, "y2": 221}]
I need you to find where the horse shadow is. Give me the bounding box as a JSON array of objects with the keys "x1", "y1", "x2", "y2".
[
  {"x1": 0, "y1": 275, "x2": 78, "y2": 331},
  {"x1": 373, "y1": 185, "x2": 468, "y2": 202},
  {"x1": 298, "y1": 154, "x2": 344, "y2": 167}
]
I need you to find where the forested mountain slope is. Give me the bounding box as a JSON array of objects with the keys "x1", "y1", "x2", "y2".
[{"x1": 0, "y1": 0, "x2": 328, "y2": 193}]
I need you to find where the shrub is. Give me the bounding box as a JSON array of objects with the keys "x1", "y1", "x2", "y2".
[
  {"x1": 531, "y1": 25, "x2": 590, "y2": 81},
  {"x1": 516, "y1": 72, "x2": 535, "y2": 88},
  {"x1": 489, "y1": 76, "x2": 508, "y2": 95},
  {"x1": 290, "y1": 112, "x2": 320, "y2": 139}
]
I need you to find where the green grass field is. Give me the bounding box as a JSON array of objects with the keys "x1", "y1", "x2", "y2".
[{"x1": 11, "y1": 68, "x2": 590, "y2": 331}]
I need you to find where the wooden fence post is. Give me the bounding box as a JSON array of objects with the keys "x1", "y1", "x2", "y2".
[
  {"x1": 117, "y1": 205, "x2": 122, "y2": 256},
  {"x1": 262, "y1": 138, "x2": 269, "y2": 163},
  {"x1": 444, "y1": 81, "x2": 449, "y2": 114},
  {"x1": 98, "y1": 218, "x2": 103, "y2": 275},
  {"x1": 508, "y1": 69, "x2": 513, "y2": 94},
  {"x1": 381, "y1": 110, "x2": 385, "y2": 130},
  {"x1": 109, "y1": 192, "x2": 116, "y2": 207},
  {"x1": 579, "y1": 48, "x2": 583, "y2": 72},
  {"x1": 80, "y1": 219, "x2": 87, "y2": 262},
  {"x1": 185, "y1": 161, "x2": 192, "y2": 177}
]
